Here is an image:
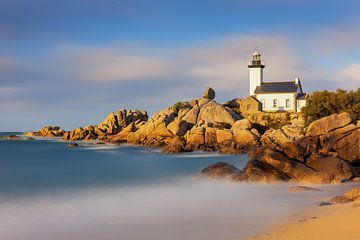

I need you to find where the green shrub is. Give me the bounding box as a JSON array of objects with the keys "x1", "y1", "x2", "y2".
[
  {"x1": 171, "y1": 102, "x2": 182, "y2": 117},
  {"x1": 302, "y1": 88, "x2": 360, "y2": 124}
]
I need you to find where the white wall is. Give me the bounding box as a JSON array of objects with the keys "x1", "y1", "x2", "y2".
[
  {"x1": 296, "y1": 99, "x2": 306, "y2": 112},
  {"x1": 256, "y1": 93, "x2": 296, "y2": 112},
  {"x1": 249, "y1": 67, "x2": 263, "y2": 96}
]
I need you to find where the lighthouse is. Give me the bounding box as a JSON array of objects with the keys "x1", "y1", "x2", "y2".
[{"x1": 248, "y1": 51, "x2": 265, "y2": 96}]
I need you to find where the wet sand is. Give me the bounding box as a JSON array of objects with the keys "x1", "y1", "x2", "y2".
[{"x1": 248, "y1": 200, "x2": 360, "y2": 240}]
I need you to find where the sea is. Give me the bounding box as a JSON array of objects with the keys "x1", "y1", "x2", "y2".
[{"x1": 0, "y1": 132, "x2": 352, "y2": 240}]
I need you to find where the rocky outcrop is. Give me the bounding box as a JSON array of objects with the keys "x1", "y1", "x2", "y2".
[
  {"x1": 306, "y1": 112, "x2": 352, "y2": 137},
  {"x1": 25, "y1": 126, "x2": 65, "y2": 137},
  {"x1": 63, "y1": 109, "x2": 148, "y2": 141},
  {"x1": 201, "y1": 162, "x2": 240, "y2": 180},
  {"x1": 167, "y1": 119, "x2": 187, "y2": 136},
  {"x1": 261, "y1": 129, "x2": 304, "y2": 161},
  {"x1": 5, "y1": 135, "x2": 20, "y2": 140},
  {"x1": 22, "y1": 86, "x2": 360, "y2": 184},
  {"x1": 237, "y1": 158, "x2": 290, "y2": 182},
  {"x1": 124, "y1": 88, "x2": 248, "y2": 153},
  {"x1": 344, "y1": 187, "x2": 360, "y2": 200},
  {"x1": 201, "y1": 160, "x2": 289, "y2": 183},
  {"x1": 162, "y1": 136, "x2": 185, "y2": 154},
  {"x1": 198, "y1": 101, "x2": 239, "y2": 125},
  {"x1": 202, "y1": 87, "x2": 215, "y2": 100},
  {"x1": 326, "y1": 187, "x2": 360, "y2": 205},
  {"x1": 202, "y1": 112, "x2": 360, "y2": 184}
]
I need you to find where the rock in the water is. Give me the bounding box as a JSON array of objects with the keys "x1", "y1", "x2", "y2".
[
  {"x1": 329, "y1": 195, "x2": 353, "y2": 204},
  {"x1": 260, "y1": 149, "x2": 325, "y2": 183},
  {"x1": 306, "y1": 153, "x2": 356, "y2": 183},
  {"x1": 110, "y1": 122, "x2": 137, "y2": 143},
  {"x1": 327, "y1": 187, "x2": 360, "y2": 205},
  {"x1": 26, "y1": 125, "x2": 65, "y2": 138},
  {"x1": 23, "y1": 137, "x2": 34, "y2": 140},
  {"x1": 236, "y1": 159, "x2": 289, "y2": 182},
  {"x1": 344, "y1": 187, "x2": 360, "y2": 201},
  {"x1": 68, "y1": 143, "x2": 79, "y2": 148},
  {"x1": 202, "y1": 87, "x2": 215, "y2": 100},
  {"x1": 288, "y1": 186, "x2": 321, "y2": 192},
  {"x1": 201, "y1": 162, "x2": 239, "y2": 179},
  {"x1": 162, "y1": 136, "x2": 185, "y2": 154},
  {"x1": 64, "y1": 109, "x2": 148, "y2": 141},
  {"x1": 5, "y1": 135, "x2": 20, "y2": 140}
]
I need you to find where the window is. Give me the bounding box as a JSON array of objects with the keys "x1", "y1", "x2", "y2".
[
  {"x1": 286, "y1": 99, "x2": 290, "y2": 108},
  {"x1": 273, "y1": 99, "x2": 278, "y2": 108},
  {"x1": 261, "y1": 99, "x2": 265, "y2": 108},
  {"x1": 247, "y1": 104, "x2": 251, "y2": 110}
]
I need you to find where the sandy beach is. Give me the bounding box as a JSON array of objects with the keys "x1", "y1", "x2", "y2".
[{"x1": 249, "y1": 200, "x2": 360, "y2": 240}]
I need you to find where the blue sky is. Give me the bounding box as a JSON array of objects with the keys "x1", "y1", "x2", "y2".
[{"x1": 1, "y1": 0, "x2": 360, "y2": 131}]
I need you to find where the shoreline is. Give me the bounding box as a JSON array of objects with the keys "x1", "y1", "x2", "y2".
[{"x1": 248, "y1": 195, "x2": 360, "y2": 240}]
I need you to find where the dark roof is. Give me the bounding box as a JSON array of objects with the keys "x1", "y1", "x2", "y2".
[
  {"x1": 297, "y1": 93, "x2": 307, "y2": 100},
  {"x1": 254, "y1": 81, "x2": 299, "y2": 94}
]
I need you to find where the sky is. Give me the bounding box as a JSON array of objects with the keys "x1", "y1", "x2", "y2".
[{"x1": 1, "y1": 0, "x2": 360, "y2": 131}]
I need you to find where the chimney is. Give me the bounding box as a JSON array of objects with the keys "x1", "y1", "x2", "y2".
[{"x1": 295, "y1": 77, "x2": 300, "y2": 84}]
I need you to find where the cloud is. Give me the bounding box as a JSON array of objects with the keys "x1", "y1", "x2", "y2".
[
  {"x1": 183, "y1": 35, "x2": 308, "y2": 95},
  {"x1": 338, "y1": 63, "x2": 360, "y2": 89},
  {"x1": 309, "y1": 20, "x2": 360, "y2": 56},
  {"x1": 0, "y1": 32, "x2": 352, "y2": 131},
  {"x1": 50, "y1": 35, "x2": 307, "y2": 98},
  {"x1": 0, "y1": 86, "x2": 22, "y2": 94},
  {"x1": 65, "y1": 50, "x2": 175, "y2": 82}
]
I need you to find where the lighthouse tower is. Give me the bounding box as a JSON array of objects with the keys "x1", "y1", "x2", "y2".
[{"x1": 248, "y1": 51, "x2": 265, "y2": 96}]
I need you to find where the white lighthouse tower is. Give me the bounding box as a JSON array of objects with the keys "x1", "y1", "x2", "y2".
[{"x1": 248, "y1": 51, "x2": 265, "y2": 96}]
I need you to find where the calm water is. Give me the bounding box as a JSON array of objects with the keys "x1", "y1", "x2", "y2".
[{"x1": 0, "y1": 133, "x2": 351, "y2": 240}]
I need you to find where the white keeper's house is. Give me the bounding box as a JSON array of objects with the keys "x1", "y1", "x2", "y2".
[{"x1": 248, "y1": 51, "x2": 306, "y2": 112}]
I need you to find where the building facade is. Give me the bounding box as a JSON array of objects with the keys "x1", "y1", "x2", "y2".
[{"x1": 248, "y1": 51, "x2": 306, "y2": 112}]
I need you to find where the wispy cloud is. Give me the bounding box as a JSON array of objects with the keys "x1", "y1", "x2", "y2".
[
  {"x1": 309, "y1": 20, "x2": 360, "y2": 55},
  {"x1": 0, "y1": 86, "x2": 22, "y2": 94},
  {"x1": 47, "y1": 35, "x2": 309, "y2": 97},
  {"x1": 338, "y1": 63, "x2": 360, "y2": 89},
  {"x1": 0, "y1": 31, "x2": 357, "y2": 130},
  {"x1": 184, "y1": 35, "x2": 304, "y2": 94},
  {"x1": 64, "y1": 50, "x2": 175, "y2": 82}
]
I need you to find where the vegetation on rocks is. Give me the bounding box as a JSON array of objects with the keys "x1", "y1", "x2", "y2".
[{"x1": 302, "y1": 89, "x2": 360, "y2": 124}]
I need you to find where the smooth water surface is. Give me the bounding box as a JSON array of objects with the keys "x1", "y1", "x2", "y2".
[{"x1": 0, "y1": 133, "x2": 351, "y2": 240}]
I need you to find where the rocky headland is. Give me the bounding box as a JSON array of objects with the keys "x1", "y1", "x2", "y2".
[
  {"x1": 25, "y1": 125, "x2": 65, "y2": 137},
  {"x1": 21, "y1": 87, "x2": 360, "y2": 184}
]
